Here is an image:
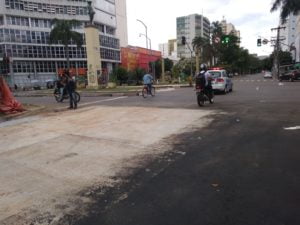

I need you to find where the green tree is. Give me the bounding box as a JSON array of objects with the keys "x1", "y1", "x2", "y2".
[
  {"x1": 111, "y1": 67, "x2": 128, "y2": 85},
  {"x1": 192, "y1": 36, "x2": 210, "y2": 72},
  {"x1": 271, "y1": 0, "x2": 300, "y2": 23},
  {"x1": 49, "y1": 19, "x2": 83, "y2": 70},
  {"x1": 128, "y1": 67, "x2": 146, "y2": 85},
  {"x1": 153, "y1": 58, "x2": 174, "y2": 79}
]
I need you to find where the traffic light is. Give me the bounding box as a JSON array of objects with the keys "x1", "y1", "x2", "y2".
[
  {"x1": 257, "y1": 38, "x2": 261, "y2": 47},
  {"x1": 181, "y1": 36, "x2": 186, "y2": 45},
  {"x1": 221, "y1": 35, "x2": 230, "y2": 44}
]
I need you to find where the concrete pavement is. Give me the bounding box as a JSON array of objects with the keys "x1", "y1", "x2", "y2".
[{"x1": 0, "y1": 101, "x2": 216, "y2": 224}]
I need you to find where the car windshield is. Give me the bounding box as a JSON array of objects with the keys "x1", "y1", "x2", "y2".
[{"x1": 208, "y1": 71, "x2": 221, "y2": 78}]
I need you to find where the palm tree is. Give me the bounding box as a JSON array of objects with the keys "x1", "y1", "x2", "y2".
[
  {"x1": 49, "y1": 19, "x2": 83, "y2": 70},
  {"x1": 192, "y1": 36, "x2": 209, "y2": 73},
  {"x1": 271, "y1": 0, "x2": 300, "y2": 23}
]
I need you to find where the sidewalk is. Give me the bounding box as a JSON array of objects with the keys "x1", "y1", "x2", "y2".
[{"x1": 13, "y1": 84, "x2": 191, "y2": 97}]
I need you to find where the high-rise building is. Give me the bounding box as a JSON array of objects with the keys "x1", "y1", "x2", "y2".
[
  {"x1": 220, "y1": 18, "x2": 240, "y2": 42},
  {"x1": 0, "y1": 0, "x2": 125, "y2": 87},
  {"x1": 115, "y1": 0, "x2": 128, "y2": 47},
  {"x1": 159, "y1": 39, "x2": 179, "y2": 63},
  {"x1": 295, "y1": 14, "x2": 300, "y2": 62},
  {"x1": 281, "y1": 13, "x2": 298, "y2": 61},
  {"x1": 176, "y1": 14, "x2": 210, "y2": 59},
  {"x1": 158, "y1": 43, "x2": 168, "y2": 58}
]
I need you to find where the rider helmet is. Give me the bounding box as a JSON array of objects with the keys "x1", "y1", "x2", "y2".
[{"x1": 200, "y1": 63, "x2": 207, "y2": 71}]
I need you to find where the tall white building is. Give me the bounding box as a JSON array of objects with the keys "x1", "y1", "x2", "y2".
[
  {"x1": 281, "y1": 13, "x2": 299, "y2": 61},
  {"x1": 295, "y1": 14, "x2": 300, "y2": 62},
  {"x1": 176, "y1": 14, "x2": 210, "y2": 59},
  {"x1": 159, "y1": 39, "x2": 179, "y2": 62},
  {"x1": 0, "y1": 0, "x2": 127, "y2": 87},
  {"x1": 158, "y1": 43, "x2": 169, "y2": 58},
  {"x1": 220, "y1": 18, "x2": 240, "y2": 43},
  {"x1": 115, "y1": 0, "x2": 128, "y2": 47}
]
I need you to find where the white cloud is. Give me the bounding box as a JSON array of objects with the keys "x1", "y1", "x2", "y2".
[{"x1": 126, "y1": 0, "x2": 280, "y2": 56}]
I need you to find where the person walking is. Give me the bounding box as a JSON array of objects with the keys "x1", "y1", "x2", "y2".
[{"x1": 64, "y1": 70, "x2": 77, "y2": 109}]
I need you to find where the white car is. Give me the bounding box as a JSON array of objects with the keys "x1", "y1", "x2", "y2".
[
  {"x1": 208, "y1": 68, "x2": 233, "y2": 94},
  {"x1": 263, "y1": 71, "x2": 272, "y2": 78}
]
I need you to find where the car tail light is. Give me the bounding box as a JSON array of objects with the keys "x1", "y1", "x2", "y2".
[{"x1": 216, "y1": 78, "x2": 224, "y2": 82}]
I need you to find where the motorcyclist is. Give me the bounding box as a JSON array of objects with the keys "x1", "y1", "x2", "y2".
[
  {"x1": 57, "y1": 74, "x2": 66, "y2": 102},
  {"x1": 195, "y1": 64, "x2": 213, "y2": 101}
]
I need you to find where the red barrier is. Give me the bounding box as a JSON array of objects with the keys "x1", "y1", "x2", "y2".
[{"x1": 0, "y1": 77, "x2": 24, "y2": 114}]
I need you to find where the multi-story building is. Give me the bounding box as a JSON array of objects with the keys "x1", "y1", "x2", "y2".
[
  {"x1": 159, "y1": 39, "x2": 179, "y2": 63},
  {"x1": 0, "y1": 0, "x2": 124, "y2": 87},
  {"x1": 176, "y1": 14, "x2": 210, "y2": 59},
  {"x1": 220, "y1": 18, "x2": 240, "y2": 43},
  {"x1": 281, "y1": 13, "x2": 299, "y2": 62},
  {"x1": 296, "y1": 14, "x2": 300, "y2": 62},
  {"x1": 121, "y1": 46, "x2": 161, "y2": 71},
  {"x1": 158, "y1": 43, "x2": 168, "y2": 58},
  {"x1": 115, "y1": 0, "x2": 128, "y2": 48}
]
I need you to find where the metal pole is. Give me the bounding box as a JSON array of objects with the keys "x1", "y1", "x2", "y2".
[{"x1": 137, "y1": 19, "x2": 148, "y2": 49}]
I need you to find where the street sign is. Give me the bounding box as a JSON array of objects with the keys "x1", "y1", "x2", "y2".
[{"x1": 262, "y1": 39, "x2": 269, "y2": 45}]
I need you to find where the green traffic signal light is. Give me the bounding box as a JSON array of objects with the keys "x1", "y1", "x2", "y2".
[{"x1": 221, "y1": 35, "x2": 230, "y2": 44}]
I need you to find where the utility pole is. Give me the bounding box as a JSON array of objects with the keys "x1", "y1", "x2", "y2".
[{"x1": 271, "y1": 26, "x2": 285, "y2": 78}]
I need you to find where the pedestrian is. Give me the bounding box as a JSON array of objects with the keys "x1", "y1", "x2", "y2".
[{"x1": 64, "y1": 70, "x2": 77, "y2": 109}]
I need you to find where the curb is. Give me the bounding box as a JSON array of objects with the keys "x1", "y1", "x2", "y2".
[
  {"x1": 0, "y1": 105, "x2": 46, "y2": 122},
  {"x1": 13, "y1": 85, "x2": 191, "y2": 98}
]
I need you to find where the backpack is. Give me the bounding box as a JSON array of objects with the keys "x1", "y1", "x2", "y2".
[{"x1": 195, "y1": 71, "x2": 206, "y2": 87}]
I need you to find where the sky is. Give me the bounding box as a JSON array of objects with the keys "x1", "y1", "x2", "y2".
[{"x1": 126, "y1": 0, "x2": 281, "y2": 56}]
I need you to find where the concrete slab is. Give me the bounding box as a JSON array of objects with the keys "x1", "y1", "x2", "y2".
[{"x1": 0, "y1": 105, "x2": 215, "y2": 224}]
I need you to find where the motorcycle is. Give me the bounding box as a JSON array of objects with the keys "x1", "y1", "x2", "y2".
[
  {"x1": 195, "y1": 85, "x2": 214, "y2": 107},
  {"x1": 54, "y1": 87, "x2": 80, "y2": 103}
]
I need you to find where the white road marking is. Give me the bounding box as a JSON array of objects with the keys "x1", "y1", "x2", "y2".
[
  {"x1": 157, "y1": 88, "x2": 175, "y2": 92},
  {"x1": 284, "y1": 126, "x2": 300, "y2": 130},
  {"x1": 256, "y1": 87, "x2": 260, "y2": 91},
  {"x1": 278, "y1": 83, "x2": 284, "y2": 86}
]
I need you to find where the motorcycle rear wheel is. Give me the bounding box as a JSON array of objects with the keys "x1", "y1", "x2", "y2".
[{"x1": 197, "y1": 94, "x2": 205, "y2": 107}]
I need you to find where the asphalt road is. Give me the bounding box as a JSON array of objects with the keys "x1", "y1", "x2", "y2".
[
  {"x1": 10, "y1": 74, "x2": 300, "y2": 224},
  {"x1": 69, "y1": 74, "x2": 300, "y2": 225}
]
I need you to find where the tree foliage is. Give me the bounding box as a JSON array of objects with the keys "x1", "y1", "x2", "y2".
[
  {"x1": 271, "y1": 0, "x2": 300, "y2": 23},
  {"x1": 49, "y1": 19, "x2": 83, "y2": 69}
]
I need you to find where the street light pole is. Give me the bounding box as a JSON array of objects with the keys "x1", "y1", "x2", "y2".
[
  {"x1": 139, "y1": 33, "x2": 155, "y2": 80},
  {"x1": 137, "y1": 19, "x2": 148, "y2": 49}
]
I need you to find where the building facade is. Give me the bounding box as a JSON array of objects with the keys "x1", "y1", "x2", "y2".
[
  {"x1": 281, "y1": 13, "x2": 299, "y2": 62},
  {"x1": 115, "y1": 0, "x2": 128, "y2": 47},
  {"x1": 158, "y1": 39, "x2": 179, "y2": 63},
  {"x1": 220, "y1": 18, "x2": 240, "y2": 43},
  {"x1": 176, "y1": 14, "x2": 210, "y2": 59},
  {"x1": 296, "y1": 14, "x2": 300, "y2": 62},
  {"x1": 158, "y1": 43, "x2": 168, "y2": 58},
  {"x1": 0, "y1": 0, "x2": 124, "y2": 87},
  {"x1": 121, "y1": 46, "x2": 161, "y2": 72}
]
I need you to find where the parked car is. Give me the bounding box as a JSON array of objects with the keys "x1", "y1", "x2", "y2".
[
  {"x1": 207, "y1": 68, "x2": 233, "y2": 94},
  {"x1": 263, "y1": 71, "x2": 272, "y2": 79},
  {"x1": 46, "y1": 79, "x2": 56, "y2": 89},
  {"x1": 30, "y1": 79, "x2": 42, "y2": 90},
  {"x1": 279, "y1": 64, "x2": 300, "y2": 82}
]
